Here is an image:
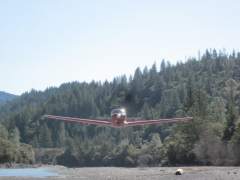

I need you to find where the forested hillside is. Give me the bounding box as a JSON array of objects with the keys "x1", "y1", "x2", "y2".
[
  {"x1": 0, "y1": 91, "x2": 16, "y2": 104},
  {"x1": 0, "y1": 49, "x2": 240, "y2": 167}
]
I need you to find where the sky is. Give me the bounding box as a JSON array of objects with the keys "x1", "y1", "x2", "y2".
[{"x1": 1, "y1": 0, "x2": 240, "y2": 95}]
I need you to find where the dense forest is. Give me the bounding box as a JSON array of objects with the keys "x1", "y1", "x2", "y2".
[{"x1": 1, "y1": 49, "x2": 240, "y2": 167}]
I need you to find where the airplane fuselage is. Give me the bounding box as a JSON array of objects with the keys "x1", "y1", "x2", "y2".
[{"x1": 111, "y1": 108, "x2": 128, "y2": 127}]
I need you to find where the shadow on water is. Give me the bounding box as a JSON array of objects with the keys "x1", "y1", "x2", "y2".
[{"x1": 0, "y1": 168, "x2": 58, "y2": 177}]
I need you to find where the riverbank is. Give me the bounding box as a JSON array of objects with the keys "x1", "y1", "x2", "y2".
[{"x1": 0, "y1": 163, "x2": 43, "y2": 169}]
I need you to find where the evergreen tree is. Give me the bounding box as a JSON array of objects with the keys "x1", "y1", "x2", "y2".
[
  {"x1": 39, "y1": 123, "x2": 53, "y2": 148},
  {"x1": 223, "y1": 79, "x2": 239, "y2": 141}
]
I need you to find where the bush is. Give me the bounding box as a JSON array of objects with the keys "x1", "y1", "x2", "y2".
[
  {"x1": 16, "y1": 143, "x2": 35, "y2": 164},
  {"x1": 137, "y1": 154, "x2": 153, "y2": 166},
  {"x1": 0, "y1": 138, "x2": 16, "y2": 163}
]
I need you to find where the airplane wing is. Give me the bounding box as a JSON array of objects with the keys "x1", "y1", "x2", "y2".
[
  {"x1": 43, "y1": 115, "x2": 112, "y2": 127},
  {"x1": 125, "y1": 117, "x2": 193, "y2": 127}
]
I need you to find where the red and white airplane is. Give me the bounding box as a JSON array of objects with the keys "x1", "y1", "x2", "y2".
[{"x1": 43, "y1": 108, "x2": 192, "y2": 128}]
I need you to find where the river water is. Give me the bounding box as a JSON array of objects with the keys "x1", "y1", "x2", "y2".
[{"x1": 0, "y1": 168, "x2": 58, "y2": 177}]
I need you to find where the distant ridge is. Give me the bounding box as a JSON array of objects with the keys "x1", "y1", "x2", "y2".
[{"x1": 0, "y1": 91, "x2": 17, "y2": 104}]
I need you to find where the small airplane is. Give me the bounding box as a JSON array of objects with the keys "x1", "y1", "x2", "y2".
[{"x1": 43, "y1": 107, "x2": 192, "y2": 128}]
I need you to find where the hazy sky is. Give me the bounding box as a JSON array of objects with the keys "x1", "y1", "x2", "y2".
[{"x1": 1, "y1": 0, "x2": 240, "y2": 95}]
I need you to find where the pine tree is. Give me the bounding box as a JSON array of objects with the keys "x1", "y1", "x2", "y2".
[
  {"x1": 39, "y1": 123, "x2": 53, "y2": 148},
  {"x1": 223, "y1": 79, "x2": 239, "y2": 141}
]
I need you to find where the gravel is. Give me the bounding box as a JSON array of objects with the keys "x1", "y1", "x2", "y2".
[{"x1": 0, "y1": 166, "x2": 240, "y2": 180}]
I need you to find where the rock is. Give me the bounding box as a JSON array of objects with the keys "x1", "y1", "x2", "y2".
[{"x1": 175, "y1": 168, "x2": 183, "y2": 175}]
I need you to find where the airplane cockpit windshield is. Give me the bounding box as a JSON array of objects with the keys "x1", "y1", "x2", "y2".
[{"x1": 111, "y1": 108, "x2": 126, "y2": 116}]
